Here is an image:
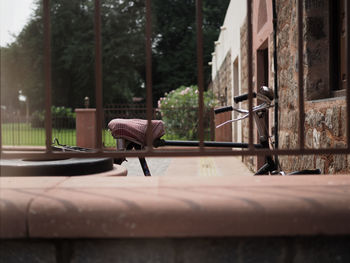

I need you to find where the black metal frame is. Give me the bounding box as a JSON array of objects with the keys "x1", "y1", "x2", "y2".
[
  {"x1": 124, "y1": 87, "x2": 277, "y2": 176},
  {"x1": 0, "y1": 0, "x2": 348, "y2": 171}
]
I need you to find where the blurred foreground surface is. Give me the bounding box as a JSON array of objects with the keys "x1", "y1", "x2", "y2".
[{"x1": 123, "y1": 156, "x2": 252, "y2": 176}]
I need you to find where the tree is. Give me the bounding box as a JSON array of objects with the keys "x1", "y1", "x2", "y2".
[
  {"x1": 2, "y1": 0, "x2": 146, "y2": 112},
  {"x1": 48, "y1": 0, "x2": 147, "y2": 107},
  {"x1": 1, "y1": 46, "x2": 21, "y2": 111},
  {"x1": 1, "y1": 0, "x2": 229, "y2": 111},
  {"x1": 1, "y1": 13, "x2": 44, "y2": 112},
  {"x1": 152, "y1": 0, "x2": 230, "y2": 103}
]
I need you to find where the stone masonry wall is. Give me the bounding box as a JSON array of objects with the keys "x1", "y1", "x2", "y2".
[
  {"x1": 212, "y1": 0, "x2": 348, "y2": 174},
  {"x1": 304, "y1": 100, "x2": 348, "y2": 173},
  {"x1": 276, "y1": 0, "x2": 300, "y2": 171},
  {"x1": 240, "y1": 18, "x2": 256, "y2": 171},
  {"x1": 276, "y1": 0, "x2": 348, "y2": 174},
  {"x1": 212, "y1": 51, "x2": 232, "y2": 107}
]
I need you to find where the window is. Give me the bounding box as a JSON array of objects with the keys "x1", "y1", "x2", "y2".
[{"x1": 330, "y1": 0, "x2": 347, "y2": 96}]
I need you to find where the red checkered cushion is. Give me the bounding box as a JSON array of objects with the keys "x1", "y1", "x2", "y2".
[{"x1": 108, "y1": 118, "x2": 165, "y2": 146}]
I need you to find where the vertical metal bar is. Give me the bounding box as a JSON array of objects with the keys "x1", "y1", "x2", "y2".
[
  {"x1": 18, "y1": 122, "x2": 20, "y2": 145},
  {"x1": 272, "y1": 0, "x2": 279, "y2": 163},
  {"x1": 0, "y1": 123, "x2": 1, "y2": 155},
  {"x1": 247, "y1": 0, "x2": 254, "y2": 149},
  {"x1": 12, "y1": 122, "x2": 14, "y2": 146},
  {"x1": 0, "y1": 53, "x2": 2, "y2": 153},
  {"x1": 94, "y1": 0, "x2": 103, "y2": 151},
  {"x1": 297, "y1": 0, "x2": 305, "y2": 150},
  {"x1": 346, "y1": 0, "x2": 350, "y2": 149},
  {"x1": 210, "y1": 108, "x2": 215, "y2": 141},
  {"x1": 145, "y1": 0, "x2": 153, "y2": 150},
  {"x1": 196, "y1": 0, "x2": 204, "y2": 147},
  {"x1": 44, "y1": 0, "x2": 52, "y2": 152}
]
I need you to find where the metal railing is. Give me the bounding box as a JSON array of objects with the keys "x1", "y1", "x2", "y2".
[
  {"x1": 1, "y1": 105, "x2": 215, "y2": 148},
  {"x1": 104, "y1": 104, "x2": 159, "y2": 121},
  {"x1": 0, "y1": 0, "x2": 349, "y2": 160},
  {"x1": 1, "y1": 115, "x2": 76, "y2": 147}
]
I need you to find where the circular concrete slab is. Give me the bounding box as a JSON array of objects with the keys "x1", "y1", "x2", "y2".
[{"x1": 0, "y1": 158, "x2": 114, "y2": 177}]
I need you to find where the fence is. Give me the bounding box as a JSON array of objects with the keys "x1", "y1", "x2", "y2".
[
  {"x1": 2, "y1": 105, "x2": 215, "y2": 148},
  {"x1": 104, "y1": 105, "x2": 215, "y2": 147},
  {"x1": 1, "y1": 114, "x2": 76, "y2": 147},
  {"x1": 0, "y1": 0, "x2": 349, "y2": 162},
  {"x1": 104, "y1": 104, "x2": 159, "y2": 122}
]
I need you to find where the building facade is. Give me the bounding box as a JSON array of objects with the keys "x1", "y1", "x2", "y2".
[
  {"x1": 210, "y1": 0, "x2": 247, "y2": 143},
  {"x1": 210, "y1": 0, "x2": 349, "y2": 174}
]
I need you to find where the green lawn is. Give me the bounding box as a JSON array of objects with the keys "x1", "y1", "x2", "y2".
[{"x1": 1, "y1": 123, "x2": 116, "y2": 147}]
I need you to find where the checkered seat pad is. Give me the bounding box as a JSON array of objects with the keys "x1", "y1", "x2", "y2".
[{"x1": 108, "y1": 118, "x2": 165, "y2": 146}]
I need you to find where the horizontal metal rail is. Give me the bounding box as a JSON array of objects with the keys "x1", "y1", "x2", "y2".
[
  {"x1": 162, "y1": 140, "x2": 264, "y2": 148},
  {"x1": 2, "y1": 148, "x2": 349, "y2": 160},
  {"x1": 0, "y1": 0, "x2": 349, "y2": 159}
]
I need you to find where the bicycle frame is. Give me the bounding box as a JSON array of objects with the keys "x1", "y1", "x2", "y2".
[
  {"x1": 155, "y1": 104, "x2": 271, "y2": 149},
  {"x1": 155, "y1": 87, "x2": 277, "y2": 175},
  {"x1": 113, "y1": 86, "x2": 279, "y2": 176},
  {"x1": 56, "y1": 87, "x2": 319, "y2": 176}
]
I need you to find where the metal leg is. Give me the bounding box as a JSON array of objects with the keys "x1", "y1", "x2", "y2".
[
  {"x1": 139, "y1": 157, "x2": 151, "y2": 176},
  {"x1": 254, "y1": 156, "x2": 277, "y2": 175}
]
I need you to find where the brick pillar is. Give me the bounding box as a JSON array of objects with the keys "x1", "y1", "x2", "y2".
[{"x1": 75, "y1": 109, "x2": 96, "y2": 148}]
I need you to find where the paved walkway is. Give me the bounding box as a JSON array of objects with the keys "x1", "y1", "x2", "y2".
[{"x1": 123, "y1": 156, "x2": 253, "y2": 177}]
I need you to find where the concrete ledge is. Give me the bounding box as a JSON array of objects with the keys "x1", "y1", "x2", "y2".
[{"x1": 1, "y1": 176, "x2": 350, "y2": 239}]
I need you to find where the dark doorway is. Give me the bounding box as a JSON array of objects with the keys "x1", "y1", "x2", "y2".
[
  {"x1": 256, "y1": 45, "x2": 269, "y2": 170},
  {"x1": 330, "y1": 0, "x2": 347, "y2": 95}
]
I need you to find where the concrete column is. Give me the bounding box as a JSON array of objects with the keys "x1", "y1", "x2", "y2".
[{"x1": 75, "y1": 109, "x2": 96, "y2": 148}]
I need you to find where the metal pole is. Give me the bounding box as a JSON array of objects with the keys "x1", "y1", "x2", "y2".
[
  {"x1": 297, "y1": 0, "x2": 305, "y2": 150},
  {"x1": 247, "y1": 0, "x2": 254, "y2": 150},
  {"x1": 145, "y1": 0, "x2": 153, "y2": 150},
  {"x1": 94, "y1": 0, "x2": 103, "y2": 151},
  {"x1": 12, "y1": 121, "x2": 14, "y2": 146},
  {"x1": 272, "y1": 0, "x2": 279, "y2": 163},
  {"x1": 196, "y1": 0, "x2": 205, "y2": 148},
  {"x1": 346, "y1": 0, "x2": 350, "y2": 150},
  {"x1": 44, "y1": 0, "x2": 52, "y2": 152},
  {"x1": 0, "y1": 54, "x2": 2, "y2": 153}
]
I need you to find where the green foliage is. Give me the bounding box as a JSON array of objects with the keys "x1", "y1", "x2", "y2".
[
  {"x1": 2, "y1": 0, "x2": 146, "y2": 111},
  {"x1": 31, "y1": 106, "x2": 76, "y2": 129},
  {"x1": 158, "y1": 85, "x2": 217, "y2": 140},
  {"x1": 1, "y1": 0, "x2": 229, "y2": 112},
  {"x1": 152, "y1": 0, "x2": 230, "y2": 104}
]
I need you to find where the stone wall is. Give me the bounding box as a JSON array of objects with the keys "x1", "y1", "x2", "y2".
[
  {"x1": 210, "y1": 0, "x2": 348, "y2": 174},
  {"x1": 212, "y1": 51, "x2": 232, "y2": 106},
  {"x1": 276, "y1": 0, "x2": 300, "y2": 172},
  {"x1": 276, "y1": 0, "x2": 348, "y2": 174},
  {"x1": 279, "y1": 100, "x2": 349, "y2": 174},
  {"x1": 240, "y1": 19, "x2": 248, "y2": 99},
  {"x1": 305, "y1": 100, "x2": 348, "y2": 173},
  {"x1": 240, "y1": 18, "x2": 256, "y2": 171}
]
